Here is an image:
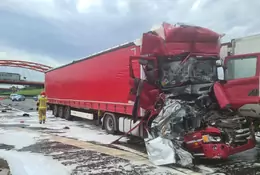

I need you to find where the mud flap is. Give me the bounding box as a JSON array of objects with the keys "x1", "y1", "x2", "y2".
[{"x1": 132, "y1": 79, "x2": 144, "y2": 123}]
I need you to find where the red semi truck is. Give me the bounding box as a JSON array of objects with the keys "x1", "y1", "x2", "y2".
[{"x1": 45, "y1": 23, "x2": 256, "y2": 162}]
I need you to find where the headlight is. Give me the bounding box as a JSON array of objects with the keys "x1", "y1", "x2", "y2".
[{"x1": 202, "y1": 135, "x2": 221, "y2": 143}]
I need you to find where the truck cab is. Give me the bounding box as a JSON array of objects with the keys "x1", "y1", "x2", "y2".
[{"x1": 128, "y1": 23, "x2": 257, "y2": 163}]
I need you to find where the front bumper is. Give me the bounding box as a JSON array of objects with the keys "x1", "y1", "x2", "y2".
[
  {"x1": 199, "y1": 138, "x2": 256, "y2": 159},
  {"x1": 186, "y1": 126, "x2": 256, "y2": 159}
]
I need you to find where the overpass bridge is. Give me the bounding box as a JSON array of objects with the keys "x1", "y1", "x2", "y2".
[
  {"x1": 0, "y1": 60, "x2": 52, "y2": 87},
  {"x1": 0, "y1": 80, "x2": 44, "y2": 88}
]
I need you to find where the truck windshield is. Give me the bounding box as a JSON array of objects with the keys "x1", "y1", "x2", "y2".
[
  {"x1": 225, "y1": 56, "x2": 257, "y2": 80},
  {"x1": 159, "y1": 57, "x2": 217, "y2": 88}
]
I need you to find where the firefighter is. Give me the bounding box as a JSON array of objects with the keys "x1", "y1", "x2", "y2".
[{"x1": 37, "y1": 91, "x2": 48, "y2": 124}]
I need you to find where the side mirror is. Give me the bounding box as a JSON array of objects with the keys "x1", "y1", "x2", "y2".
[
  {"x1": 217, "y1": 67, "x2": 226, "y2": 83},
  {"x1": 139, "y1": 59, "x2": 148, "y2": 66},
  {"x1": 216, "y1": 60, "x2": 222, "y2": 67},
  {"x1": 217, "y1": 67, "x2": 224, "y2": 80}
]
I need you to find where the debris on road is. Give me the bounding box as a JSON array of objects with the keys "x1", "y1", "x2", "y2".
[
  {"x1": 22, "y1": 113, "x2": 30, "y2": 117},
  {"x1": 1, "y1": 101, "x2": 260, "y2": 174},
  {"x1": 0, "y1": 126, "x2": 192, "y2": 175}
]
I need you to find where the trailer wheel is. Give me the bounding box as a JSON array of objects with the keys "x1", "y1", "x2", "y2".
[
  {"x1": 64, "y1": 106, "x2": 73, "y2": 121},
  {"x1": 53, "y1": 105, "x2": 58, "y2": 117},
  {"x1": 104, "y1": 115, "x2": 116, "y2": 134},
  {"x1": 58, "y1": 106, "x2": 64, "y2": 118}
]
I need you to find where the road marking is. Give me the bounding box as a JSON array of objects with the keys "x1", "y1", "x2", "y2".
[
  {"x1": 14, "y1": 126, "x2": 148, "y2": 162},
  {"x1": 51, "y1": 136, "x2": 147, "y2": 162}
]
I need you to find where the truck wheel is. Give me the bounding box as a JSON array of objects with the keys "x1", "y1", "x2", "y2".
[
  {"x1": 53, "y1": 105, "x2": 58, "y2": 117},
  {"x1": 58, "y1": 106, "x2": 64, "y2": 118},
  {"x1": 64, "y1": 106, "x2": 73, "y2": 121},
  {"x1": 104, "y1": 115, "x2": 116, "y2": 134}
]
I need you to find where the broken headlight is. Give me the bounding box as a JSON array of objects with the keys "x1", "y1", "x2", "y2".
[{"x1": 202, "y1": 135, "x2": 221, "y2": 143}]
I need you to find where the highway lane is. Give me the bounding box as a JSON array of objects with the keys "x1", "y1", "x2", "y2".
[
  {"x1": 2, "y1": 99, "x2": 260, "y2": 174},
  {"x1": 0, "y1": 99, "x2": 189, "y2": 175},
  {"x1": 2, "y1": 98, "x2": 37, "y2": 112}
]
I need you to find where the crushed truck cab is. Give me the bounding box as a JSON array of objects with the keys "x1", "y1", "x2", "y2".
[{"x1": 129, "y1": 23, "x2": 256, "y2": 164}]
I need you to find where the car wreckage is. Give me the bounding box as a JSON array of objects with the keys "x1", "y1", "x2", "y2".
[{"x1": 129, "y1": 23, "x2": 257, "y2": 167}]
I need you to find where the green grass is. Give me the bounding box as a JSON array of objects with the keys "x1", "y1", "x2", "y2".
[
  {"x1": 17, "y1": 88, "x2": 43, "y2": 96},
  {"x1": 0, "y1": 88, "x2": 43, "y2": 96},
  {"x1": 0, "y1": 91, "x2": 13, "y2": 95}
]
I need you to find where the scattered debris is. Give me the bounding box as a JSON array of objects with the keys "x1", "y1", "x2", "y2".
[
  {"x1": 22, "y1": 113, "x2": 30, "y2": 117},
  {"x1": 146, "y1": 90, "x2": 252, "y2": 167}
]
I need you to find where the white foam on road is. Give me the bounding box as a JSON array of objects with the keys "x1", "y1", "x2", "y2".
[
  {"x1": 0, "y1": 108, "x2": 203, "y2": 175},
  {"x1": 0, "y1": 129, "x2": 42, "y2": 149},
  {"x1": 0, "y1": 110, "x2": 124, "y2": 145},
  {"x1": 0, "y1": 150, "x2": 71, "y2": 175}
]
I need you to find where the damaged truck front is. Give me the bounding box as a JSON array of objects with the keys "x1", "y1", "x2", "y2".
[{"x1": 129, "y1": 23, "x2": 256, "y2": 166}]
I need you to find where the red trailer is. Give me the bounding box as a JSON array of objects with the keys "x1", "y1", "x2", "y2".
[{"x1": 45, "y1": 42, "x2": 146, "y2": 136}]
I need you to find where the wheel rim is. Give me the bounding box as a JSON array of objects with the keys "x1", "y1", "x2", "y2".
[{"x1": 106, "y1": 117, "x2": 114, "y2": 131}]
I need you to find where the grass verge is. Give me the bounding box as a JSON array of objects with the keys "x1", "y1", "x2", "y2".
[{"x1": 0, "y1": 88, "x2": 43, "y2": 96}]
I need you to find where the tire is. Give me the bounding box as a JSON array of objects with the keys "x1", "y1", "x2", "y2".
[
  {"x1": 53, "y1": 105, "x2": 58, "y2": 117},
  {"x1": 104, "y1": 114, "x2": 116, "y2": 134},
  {"x1": 64, "y1": 106, "x2": 73, "y2": 121},
  {"x1": 58, "y1": 106, "x2": 64, "y2": 118}
]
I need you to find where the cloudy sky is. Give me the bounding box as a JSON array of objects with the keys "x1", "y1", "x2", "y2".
[{"x1": 0, "y1": 0, "x2": 259, "y2": 86}]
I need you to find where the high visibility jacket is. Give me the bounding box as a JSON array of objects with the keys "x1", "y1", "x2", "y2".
[{"x1": 38, "y1": 96, "x2": 48, "y2": 109}]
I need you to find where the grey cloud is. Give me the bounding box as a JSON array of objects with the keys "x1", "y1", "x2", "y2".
[
  {"x1": 0, "y1": 10, "x2": 86, "y2": 60},
  {"x1": 0, "y1": 0, "x2": 260, "y2": 64}
]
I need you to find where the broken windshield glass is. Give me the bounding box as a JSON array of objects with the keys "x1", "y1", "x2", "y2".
[{"x1": 159, "y1": 57, "x2": 218, "y2": 88}]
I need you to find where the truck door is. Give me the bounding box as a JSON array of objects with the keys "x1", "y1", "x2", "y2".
[
  {"x1": 222, "y1": 53, "x2": 260, "y2": 116},
  {"x1": 128, "y1": 56, "x2": 159, "y2": 120}
]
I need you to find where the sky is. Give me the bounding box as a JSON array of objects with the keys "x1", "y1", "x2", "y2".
[{"x1": 0, "y1": 0, "x2": 260, "y2": 87}]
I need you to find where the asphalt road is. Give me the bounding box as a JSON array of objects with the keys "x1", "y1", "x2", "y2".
[
  {"x1": 2, "y1": 99, "x2": 260, "y2": 175},
  {"x1": 0, "y1": 100, "x2": 186, "y2": 175},
  {"x1": 2, "y1": 98, "x2": 37, "y2": 112}
]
